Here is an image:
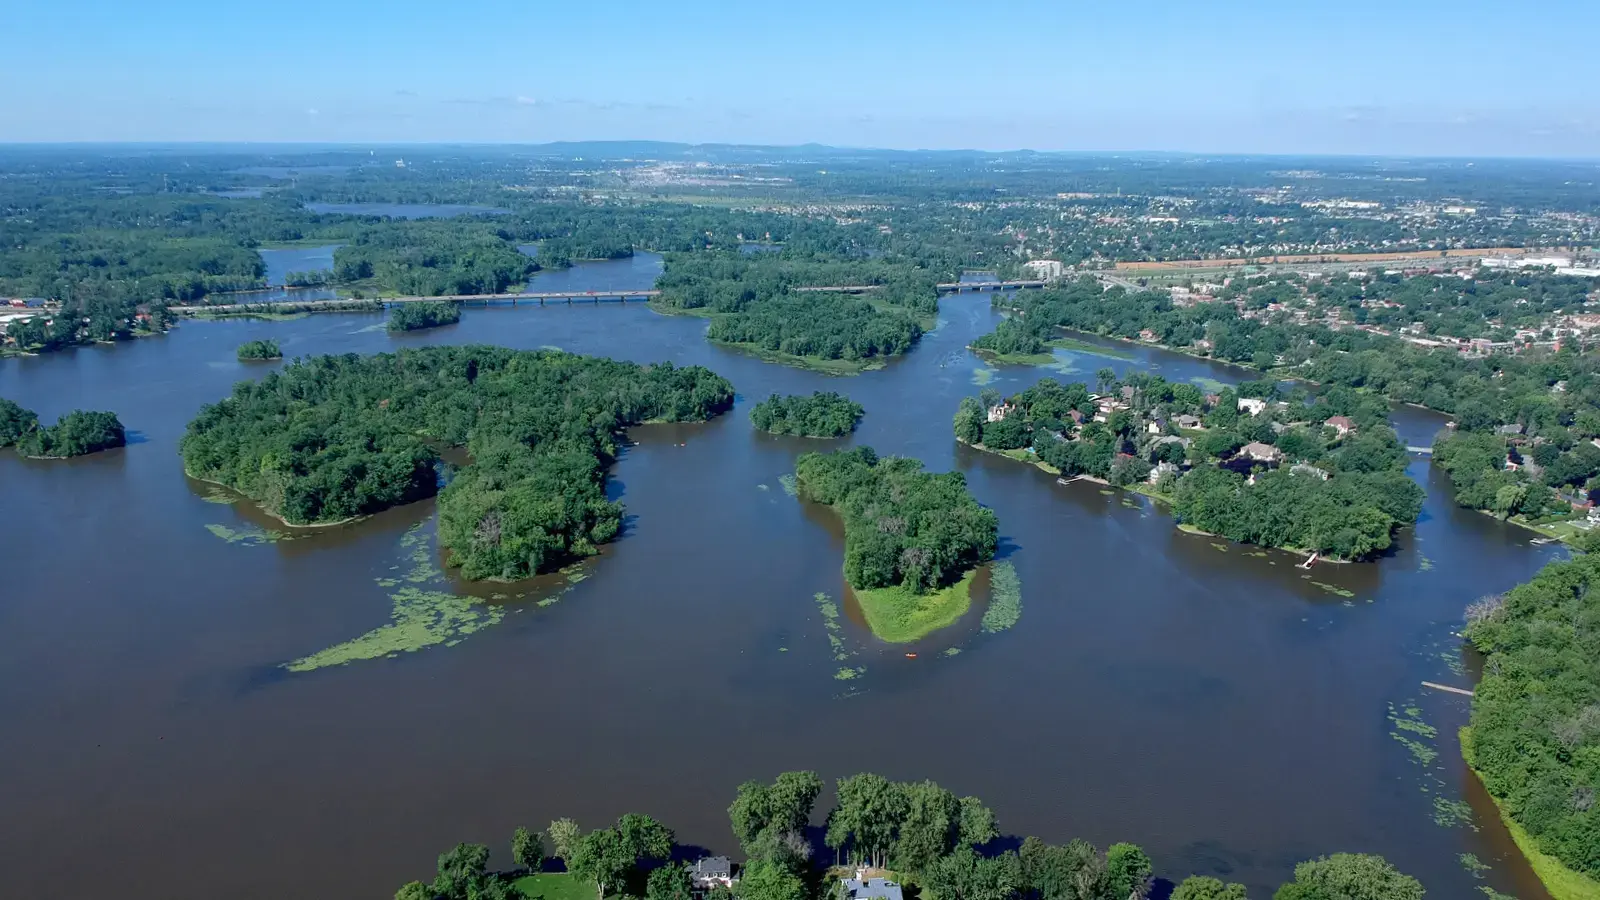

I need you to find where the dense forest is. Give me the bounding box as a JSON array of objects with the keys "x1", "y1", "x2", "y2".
[
  {"x1": 749, "y1": 392, "x2": 864, "y2": 438},
  {"x1": 954, "y1": 374, "x2": 1423, "y2": 559},
  {"x1": 396, "y1": 769, "x2": 1424, "y2": 900},
  {"x1": 236, "y1": 339, "x2": 282, "y2": 361},
  {"x1": 389, "y1": 301, "x2": 463, "y2": 332},
  {"x1": 1463, "y1": 551, "x2": 1600, "y2": 884},
  {"x1": 180, "y1": 346, "x2": 733, "y2": 579},
  {"x1": 0, "y1": 402, "x2": 127, "y2": 458},
  {"x1": 333, "y1": 220, "x2": 536, "y2": 296},
  {"x1": 969, "y1": 316, "x2": 1053, "y2": 360},
  {"x1": 794, "y1": 447, "x2": 997, "y2": 593}
]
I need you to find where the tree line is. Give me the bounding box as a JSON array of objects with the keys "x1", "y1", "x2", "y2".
[
  {"x1": 1462, "y1": 548, "x2": 1600, "y2": 888},
  {"x1": 750, "y1": 392, "x2": 864, "y2": 438},
  {"x1": 179, "y1": 346, "x2": 733, "y2": 579},
  {"x1": 395, "y1": 769, "x2": 1426, "y2": 900},
  {"x1": 0, "y1": 398, "x2": 126, "y2": 458},
  {"x1": 794, "y1": 447, "x2": 997, "y2": 593},
  {"x1": 236, "y1": 339, "x2": 282, "y2": 361}
]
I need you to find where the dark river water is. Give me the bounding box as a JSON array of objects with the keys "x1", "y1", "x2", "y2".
[{"x1": 0, "y1": 253, "x2": 1566, "y2": 900}]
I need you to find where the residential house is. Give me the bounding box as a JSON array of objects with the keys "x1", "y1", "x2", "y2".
[
  {"x1": 1324, "y1": 416, "x2": 1356, "y2": 436},
  {"x1": 841, "y1": 875, "x2": 903, "y2": 900},
  {"x1": 1240, "y1": 441, "x2": 1284, "y2": 463},
  {"x1": 1496, "y1": 423, "x2": 1525, "y2": 436},
  {"x1": 1149, "y1": 461, "x2": 1180, "y2": 483},
  {"x1": 1291, "y1": 462, "x2": 1331, "y2": 480},
  {"x1": 690, "y1": 857, "x2": 735, "y2": 893},
  {"x1": 1237, "y1": 398, "x2": 1268, "y2": 417},
  {"x1": 985, "y1": 402, "x2": 1014, "y2": 423},
  {"x1": 1174, "y1": 414, "x2": 1203, "y2": 430}
]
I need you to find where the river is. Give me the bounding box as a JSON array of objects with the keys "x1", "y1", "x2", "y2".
[{"x1": 0, "y1": 253, "x2": 1566, "y2": 900}]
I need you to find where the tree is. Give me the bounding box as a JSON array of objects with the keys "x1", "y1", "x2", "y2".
[
  {"x1": 893, "y1": 780, "x2": 960, "y2": 876},
  {"x1": 396, "y1": 881, "x2": 432, "y2": 900},
  {"x1": 548, "y1": 818, "x2": 582, "y2": 865},
  {"x1": 433, "y1": 843, "x2": 492, "y2": 900},
  {"x1": 1171, "y1": 877, "x2": 1248, "y2": 900},
  {"x1": 569, "y1": 828, "x2": 634, "y2": 900},
  {"x1": 957, "y1": 797, "x2": 998, "y2": 849},
  {"x1": 925, "y1": 845, "x2": 1021, "y2": 900},
  {"x1": 955, "y1": 397, "x2": 986, "y2": 445},
  {"x1": 513, "y1": 826, "x2": 545, "y2": 874},
  {"x1": 1104, "y1": 844, "x2": 1152, "y2": 900},
  {"x1": 828, "y1": 773, "x2": 909, "y2": 868},
  {"x1": 647, "y1": 865, "x2": 695, "y2": 900},
  {"x1": 736, "y1": 860, "x2": 809, "y2": 900},
  {"x1": 1271, "y1": 854, "x2": 1423, "y2": 900},
  {"x1": 0, "y1": 398, "x2": 38, "y2": 447}
]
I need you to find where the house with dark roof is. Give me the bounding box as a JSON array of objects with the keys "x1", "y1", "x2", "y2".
[
  {"x1": 690, "y1": 857, "x2": 734, "y2": 892},
  {"x1": 841, "y1": 874, "x2": 903, "y2": 900}
]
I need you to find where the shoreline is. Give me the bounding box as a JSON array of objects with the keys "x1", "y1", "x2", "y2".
[
  {"x1": 185, "y1": 471, "x2": 376, "y2": 530},
  {"x1": 851, "y1": 568, "x2": 980, "y2": 644},
  {"x1": 1462, "y1": 727, "x2": 1600, "y2": 900}
]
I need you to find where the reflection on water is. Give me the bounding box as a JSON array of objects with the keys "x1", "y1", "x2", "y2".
[{"x1": 0, "y1": 261, "x2": 1567, "y2": 900}]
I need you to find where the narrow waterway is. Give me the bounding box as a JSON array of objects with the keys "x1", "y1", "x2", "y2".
[{"x1": 0, "y1": 256, "x2": 1564, "y2": 899}]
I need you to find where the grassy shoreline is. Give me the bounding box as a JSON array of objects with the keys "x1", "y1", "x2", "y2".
[
  {"x1": 852, "y1": 568, "x2": 979, "y2": 643},
  {"x1": 1462, "y1": 727, "x2": 1600, "y2": 900},
  {"x1": 707, "y1": 339, "x2": 887, "y2": 374}
]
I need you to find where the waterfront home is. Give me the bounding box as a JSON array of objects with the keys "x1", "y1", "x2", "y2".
[
  {"x1": 1238, "y1": 397, "x2": 1268, "y2": 416},
  {"x1": 690, "y1": 857, "x2": 735, "y2": 892},
  {"x1": 840, "y1": 874, "x2": 903, "y2": 900},
  {"x1": 1325, "y1": 415, "x2": 1356, "y2": 436},
  {"x1": 1174, "y1": 414, "x2": 1203, "y2": 430}
]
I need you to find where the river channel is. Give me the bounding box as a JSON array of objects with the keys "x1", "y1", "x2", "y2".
[{"x1": 0, "y1": 253, "x2": 1566, "y2": 900}]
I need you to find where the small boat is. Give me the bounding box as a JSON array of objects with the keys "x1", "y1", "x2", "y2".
[
  {"x1": 1298, "y1": 552, "x2": 1319, "y2": 570},
  {"x1": 904, "y1": 653, "x2": 918, "y2": 659}
]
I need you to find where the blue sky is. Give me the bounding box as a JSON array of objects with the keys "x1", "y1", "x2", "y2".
[{"x1": 4, "y1": 0, "x2": 1596, "y2": 157}]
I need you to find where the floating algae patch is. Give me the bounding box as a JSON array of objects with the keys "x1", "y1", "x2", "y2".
[
  {"x1": 971, "y1": 365, "x2": 997, "y2": 387},
  {"x1": 778, "y1": 474, "x2": 799, "y2": 497},
  {"x1": 980, "y1": 561, "x2": 1022, "y2": 634},
  {"x1": 285, "y1": 588, "x2": 505, "y2": 672},
  {"x1": 1388, "y1": 702, "x2": 1440, "y2": 768},
  {"x1": 1433, "y1": 797, "x2": 1475, "y2": 829},
  {"x1": 200, "y1": 487, "x2": 237, "y2": 505},
  {"x1": 1459, "y1": 853, "x2": 1491, "y2": 879},
  {"x1": 816, "y1": 592, "x2": 851, "y2": 661},
  {"x1": 834, "y1": 666, "x2": 866, "y2": 681},
  {"x1": 942, "y1": 647, "x2": 962, "y2": 657},
  {"x1": 284, "y1": 523, "x2": 505, "y2": 672},
  {"x1": 1309, "y1": 580, "x2": 1355, "y2": 598},
  {"x1": 205, "y1": 523, "x2": 291, "y2": 546},
  {"x1": 1188, "y1": 376, "x2": 1229, "y2": 394},
  {"x1": 1419, "y1": 554, "x2": 1435, "y2": 572},
  {"x1": 1210, "y1": 542, "x2": 1229, "y2": 552}
]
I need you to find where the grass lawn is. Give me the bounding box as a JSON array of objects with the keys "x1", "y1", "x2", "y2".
[
  {"x1": 852, "y1": 568, "x2": 978, "y2": 643},
  {"x1": 512, "y1": 873, "x2": 593, "y2": 900}
]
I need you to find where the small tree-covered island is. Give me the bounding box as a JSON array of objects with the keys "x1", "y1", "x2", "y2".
[
  {"x1": 389, "y1": 300, "x2": 464, "y2": 332},
  {"x1": 954, "y1": 372, "x2": 1423, "y2": 561},
  {"x1": 794, "y1": 447, "x2": 998, "y2": 642},
  {"x1": 1, "y1": 398, "x2": 126, "y2": 459},
  {"x1": 236, "y1": 338, "x2": 282, "y2": 361},
  {"x1": 396, "y1": 769, "x2": 1427, "y2": 900},
  {"x1": 750, "y1": 392, "x2": 865, "y2": 438},
  {"x1": 180, "y1": 346, "x2": 734, "y2": 579}
]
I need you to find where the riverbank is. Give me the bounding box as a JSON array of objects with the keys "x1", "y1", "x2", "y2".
[
  {"x1": 1462, "y1": 727, "x2": 1600, "y2": 900},
  {"x1": 185, "y1": 471, "x2": 375, "y2": 530},
  {"x1": 852, "y1": 568, "x2": 979, "y2": 643}
]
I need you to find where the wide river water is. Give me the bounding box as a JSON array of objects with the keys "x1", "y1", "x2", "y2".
[{"x1": 0, "y1": 253, "x2": 1566, "y2": 899}]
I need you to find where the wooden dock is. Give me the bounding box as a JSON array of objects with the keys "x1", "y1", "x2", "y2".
[{"x1": 1422, "y1": 681, "x2": 1474, "y2": 697}]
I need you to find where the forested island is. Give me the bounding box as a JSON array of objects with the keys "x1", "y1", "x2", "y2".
[
  {"x1": 749, "y1": 392, "x2": 864, "y2": 438},
  {"x1": 396, "y1": 768, "x2": 1424, "y2": 900},
  {"x1": 389, "y1": 301, "x2": 463, "y2": 332},
  {"x1": 180, "y1": 346, "x2": 733, "y2": 579},
  {"x1": 794, "y1": 447, "x2": 998, "y2": 641},
  {"x1": 653, "y1": 253, "x2": 936, "y2": 373},
  {"x1": 954, "y1": 374, "x2": 1423, "y2": 560},
  {"x1": 1463, "y1": 548, "x2": 1600, "y2": 900},
  {"x1": 969, "y1": 316, "x2": 1064, "y2": 365},
  {"x1": 0, "y1": 399, "x2": 126, "y2": 458},
  {"x1": 236, "y1": 339, "x2": 282, "y2": 361}
]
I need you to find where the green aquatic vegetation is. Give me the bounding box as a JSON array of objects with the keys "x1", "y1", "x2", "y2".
[
  {"x1": 205, "y1": 523, "x2": 291, "y2": 545},
  {"x1": 1048, "y1": 337, "x2": 1134, "y2": 360},
  {"x1": 1188, "y1": 376, "x2": 1229, "y2": 394},
  {"x1": 778, "y1": 474, "x2": 799, "y2": 496},
  {"x1": 816, "y1": 592, "x2": 850, "y2": 661},
  {"x1": 1476, "y1": 888, "x2": 1514, "y2": 900},
  {"x1": 1210, "y1": 542, "x2": 1228, "y2": 552},
  {"x1": 1388, "y1": 703, "x2": 1440, "y2": 767},
  {"x1": 980, "y1": 561, "x2": 1023, "y2": 634},
  {"x1": 1434, "y1": 797, "x2": 1475, "y2": 829},
  {"x1": 1459, "y1": 853, "x2": 1490, "y2": 878},
  {"x1": 834, "y1": 666, "x2": 865, "y2": 681},
  {"x1": 284, "y1": 587, "x2": 505, "y2": 672},
  {"x1": 971, "y1": 365, "x2": 997, "y2": 386},
  {"x1": 1419, "y1": 554, "x2": 1435, "y2": 571},
  {"x1": 200, "y1": 487, "x2": 237, "y2": 505},
  {"x1": 942, "y1": 647, "x2": 961, "y2": 656},
  {"x1": 1309, "y1": 580, "x2": 1356, "y2": 598}
]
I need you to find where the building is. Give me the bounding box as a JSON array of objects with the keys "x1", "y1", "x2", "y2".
[
  {"x1": 841, "y1": 875, "x2": 903, "y2": 900},
  {"x1": 986, "y1": 402, "x2": 1015, "y2": 423},
  {"x1": 1324, "y1": 416, "x2": 1356, "y2": 436},
  {"x1": 689, "y1": 857, "x2": 734, "y2": 892},
  {"x1": 1023, "y1": 259, "x2": 1065, "y2": 281},
  {"x1": 1240, "y1": 442, "x2": 1284, "y2": 463},
  {"x1": 1174, "y1": 414, "x2": 1203, "y2": 430},
  {"x1": 1237, "y1": 398, "x2": 1268, "y2": 417}
]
